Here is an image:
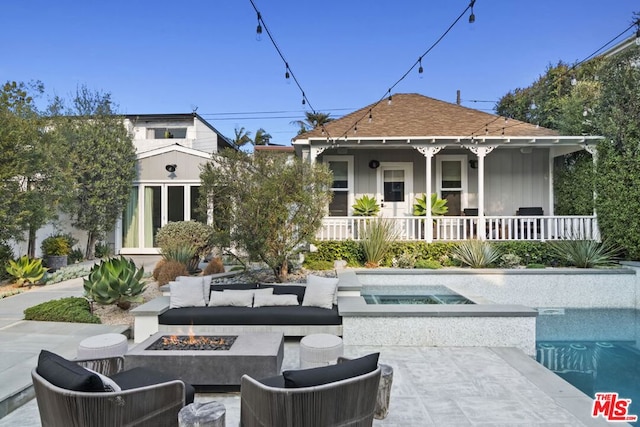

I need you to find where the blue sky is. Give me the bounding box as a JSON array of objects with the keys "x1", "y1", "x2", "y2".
[{"x1": 2, "y1": 0, "x2": 638, "y2": 144}]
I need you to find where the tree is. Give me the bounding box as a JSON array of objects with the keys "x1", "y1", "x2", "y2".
[
  {"x1": 56, "y1": 86, "x2": 136, "y2": 259},
  {"x1": 232, "y1": 126, "x2": 252, "y2": 147},
  {"x1": 291, "y1": 111, "x2": 333, "y2": 135},
  {"x1": 593, "y1": 43, "x2": 640, "y2": 259},
  {"x1": 200, "y1": 149, "x2": 333, "y2": 280},
  {"x1": 0, "y1": 81, "x2": 70, "y2": 255},
  {"x1": 253, "y1": 128, "x2": 272, "y2": 145}
]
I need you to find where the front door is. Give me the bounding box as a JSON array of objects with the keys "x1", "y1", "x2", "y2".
[{"x1": 378, "y1": 163, "x2": 413, "y2": 217}]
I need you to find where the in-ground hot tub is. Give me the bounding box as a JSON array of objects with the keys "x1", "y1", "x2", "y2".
[
  {"x1": 362, "y1": 285, "x2": 474, "y2": 305},
  {"x1": 125, "y1": 332, "x2": 284, "y2": 388}
]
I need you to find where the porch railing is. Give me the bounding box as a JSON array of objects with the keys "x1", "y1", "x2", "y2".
[{"x1": 316, "y1": 215, "x2": 600, "y2": 242}]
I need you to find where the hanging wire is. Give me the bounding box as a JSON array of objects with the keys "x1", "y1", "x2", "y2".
[
  {"x1": 248, "y1": 0, "x2": 332, "y2": 138},
  {"x1": 336, "y1": 0, "x2": 478, "y2": 139}
]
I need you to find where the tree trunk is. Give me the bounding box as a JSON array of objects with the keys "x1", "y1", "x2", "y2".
[
  {"x1": 85, "y1": 232, "x2": 97, "y2": 260},
  {"x1": 27, "y1": 226, "x2": 36, "y2": 258}
]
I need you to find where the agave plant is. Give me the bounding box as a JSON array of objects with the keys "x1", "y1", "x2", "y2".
[
  {"x1": 413, "y1": 193, "x2": 448, "y2": 216},
  {"x1": 83, "y1": 256, "x2": 146, "y2": 310},
  {"x1": 161, "y1": 244, "x2": 199, "y2": 274},
  {"x1": 352, "y1": 195, "x2": 380, "y2": 216},
  {"x1": 360, "y1": 218, "x2": 398, "y2": 268},
  {"x1": 547, "y1": 239, "x2": 620, "y2": 268},
  {"x1": 452, "y1": 240, "x2": 501, "y2": 268},
  {"x1": 6, "y1": 256, "x2": 46, "y2": 287}
]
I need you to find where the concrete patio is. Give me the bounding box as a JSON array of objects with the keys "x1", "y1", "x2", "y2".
[{"x1": 0, "y1": 261, "x2": 621, "y2": 426}]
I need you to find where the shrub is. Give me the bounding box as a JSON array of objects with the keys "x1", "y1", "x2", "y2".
[
  {"x1": 24, "y1": 297, "x2": 100, "y2": 323},
  {"x1": 360, "y1": 218, "x2": 397, "y2": 268},
  {"x1": 156, "y1": 260, "x2": 188, "y2": 286},
  {"x1": 306, "y1": 240, "x2": 364, "y2": 267},
  {"x1": 415, "y1": 259, "x2": 442, "y2": 269},
  {"x1": 493, "y1": 241, "x2": 558, "y2": 266},
  {"x1": 452, "y1": 240, "x2": 501, "y2": 268},
  {"x1": 547, "y1": 239, "x2": 620, "y2": 268},
  {"x1": 68, "y1": 247, "x2": 84, "y2": 264},
  {"x1": 41, "y1": 235, "x2": 71, "y2": 256},
  {"x1": 500, "y1": 253, "x2": 522, "y2": 268},
  {"x1": 83, "y1": 256, "x2": 146, "y2": 309},
  {"x1": 302, "y1": 259, "x2": 335, "y2": 270},
  {"x1": 155, "y1": 221, "x2": 214, "y2": 259},
  {"x1": 0, "y1": 241, "x2": 14, "y2": 281},
  {"x1": 152, "y1": 259, "x2": 166, "y2": 280},
  {"x1": 6, "y1": 256, "x2": 46, "y2": 287},
  {"x1": 203, "y1": 257, "x2": 225, "y2": 275},
  {"x1": 43, "y1": 264, "x2": 91, "y2": 285},
  {"x1": 94, "y1": 241, "x2": 113, "y2": 258},
  {"x1": 392, "y1": 250, "x2": 416, "y2": 268},
  {"x1": 526, "y1": 263, "x2": 546, "y2": 269}
]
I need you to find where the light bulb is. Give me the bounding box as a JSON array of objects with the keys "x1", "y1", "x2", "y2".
[
  {"x1": 468, "y1": 13, "x2": 475, "y2": 24},
  {"x1": 388, "y1": 95, "x2": 392, "y2": 105},
  {"x1": 256, "y1": 24, "x2": 262, "y2": 41},
  {"x1": 570, "y1": 75, "x2": 577, "y2": 86}
]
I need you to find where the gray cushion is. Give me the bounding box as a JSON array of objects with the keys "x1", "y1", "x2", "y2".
[
  {"x1": 253, "y1": 294, "x2": 299, "y2": 307},
  {"x1": 302, "y1": 279, "x2": 338, "y2": 309},
  {"x1": 208, "y1": 290, "x2": 253, "y2": 307},
  {"x1": 283, "y1": 353, "x2": 379, "y2": 388},
  {"x1": 170, "y1": 280, "x2": 206, "y2": 308}
]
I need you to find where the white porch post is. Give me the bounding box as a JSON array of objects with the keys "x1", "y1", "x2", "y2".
[
  {"x1": 584, "y1": 144, "x2": 598, "y2": 216},
  {"x1": 466, "y1": 145, "x2": 496, "y2": 240},
  {"x1": 416, "y1": 146, "x2": 443, "y2": 243},
  {"x1": 309, "y1": 145, "x2": 328, "y2": 163}
]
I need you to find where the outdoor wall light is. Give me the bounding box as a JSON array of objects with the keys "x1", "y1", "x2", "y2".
[
  {"x1": 469, "y1": 160, "x2": 478, "y2": 169},
  {"x1": 369, "y1": 160, "x2": 380, "y2": 169},
  {"x1": 165, "y1": 164, "x2": 177, "y2": 173}
]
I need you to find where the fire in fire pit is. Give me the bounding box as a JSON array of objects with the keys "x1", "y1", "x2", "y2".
[{"x1": 146, "y1": 335, "x2": 237, "y2": 351}]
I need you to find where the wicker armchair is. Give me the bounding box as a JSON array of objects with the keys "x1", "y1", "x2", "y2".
[
  {"x1": 31, "y1": 356, "x2": 188, "y2": 427},
  {"x1": 240, "y1": 365, "x2": 381, "y2": 427}
]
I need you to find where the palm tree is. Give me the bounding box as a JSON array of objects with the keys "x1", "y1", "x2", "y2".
[
  {"x1": 253, "y1": 128, "x2": 272, "y2": 145},
  {"x1": 232, "y1": 126, "x2": 252, "y2": 147},
  {"x1": 291, "y1": 111, "x2": 333, "y2": 135}
]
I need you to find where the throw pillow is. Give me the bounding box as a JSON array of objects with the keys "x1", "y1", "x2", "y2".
[
  {"x1": 85, "y1": 367, "x2": 122, "y2": 392},
  {"x1": 283, "y1": 352, "x2": 379, "y2": 388},
  {"x1": 253, "y1": 294, "x2": 299, "y2": 307},
  {"x1": 36, "y1": 350, "x2": 105, "y2": 392},
  {"x1": 259, "y1": 284, "x2": 306, "y2": 304},
  {"x1": 176, "y1": 276, "x2": 210, "y2": 305},
  {"x1": 208, "y1": 290, "x2": 253, "y2": 307},
  {"x1": 307, "y1": 275, "x2": 340, "y2": 305},
  {"x1": 170, "y1": 280, "x2": 206, "y2": 308},
  {"x1": 302, "y1": 278, "x2": 338, "y2": 309}
]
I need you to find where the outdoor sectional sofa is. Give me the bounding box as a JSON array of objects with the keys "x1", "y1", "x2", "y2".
[{"x1": 132, "y1": 275, "x2": 344, "y2": 343}]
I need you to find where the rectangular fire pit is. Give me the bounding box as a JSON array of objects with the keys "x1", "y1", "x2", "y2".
[{"x1": 125, "y1": 332, "x2": 284, "y2": 387}]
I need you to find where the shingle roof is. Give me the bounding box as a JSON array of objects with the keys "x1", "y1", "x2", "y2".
[{"x1": 294, "y1": 93, "x2": 558, "y2": 140}]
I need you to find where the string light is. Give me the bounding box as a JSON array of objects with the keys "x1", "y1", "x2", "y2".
[
  {"x1": 570, "y1": 75, "x2": 577, "y2": 86},
  {"x1": 256, "y1": 13, "x2": 262, "y2": 41},
  {"x1": 468, "y1": 0, "x2": 476, "y2": 24},
  {"x1": 418, "y1": 57, "x2": 424, "y2": 77},
  {"x1": 368, "y1": 110, "x2": 373, "y2": 123},
  {"x1": 301, "y1": 92, "x2": 306, "y2": 105},
  {"x1": 285, "y1": 63, "x2": 290, "y2": 81},
  {"x1": 335, "y1": 0, "x2": 477, "y2": 140}
]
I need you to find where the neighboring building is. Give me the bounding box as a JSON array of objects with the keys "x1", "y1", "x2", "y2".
[
  {"x1": 11, "y1": 113, "x2": 234, "y2": 257},
  {"x1": 293, "y1": 93, "x2": 602, "y2": 242}
]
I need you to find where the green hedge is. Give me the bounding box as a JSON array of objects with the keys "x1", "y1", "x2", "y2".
[
  {"x1": 306, "y1": 240, "x2": 562, "y2": 268},
  {"x1": 24, "y1": 297, "x2": 101, "y2": 323}
]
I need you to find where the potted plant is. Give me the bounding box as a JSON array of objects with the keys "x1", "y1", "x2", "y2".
[
  {"x1": 352, "y1": 195, "x2": 380, "y2": 217},
  {"x1": 41, "y1": 235, "x2": 71, "y2": 271},
  {"x1": 412, "y1": 194, "x2": 448, "y2": 239}
]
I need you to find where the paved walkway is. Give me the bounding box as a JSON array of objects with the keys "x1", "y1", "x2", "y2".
[{"x1": 0, "y1": 257, "x2": 621, "y2": 426}]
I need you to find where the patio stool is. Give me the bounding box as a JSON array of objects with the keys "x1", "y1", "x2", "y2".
[
  {"x1": 77, "y1": 333, "x2": 128, "y2": 359},
  {"x1": 300, "y1": 333, "x2": 343, "y2": 368},
  {"x1": 179, "y1": 401, "x2": 225, "y2": 427},
  {"x1": 374, "y1": 363, "x2": 394, "y2": 420}
]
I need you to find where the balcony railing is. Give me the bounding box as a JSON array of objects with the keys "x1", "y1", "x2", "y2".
[{"x1": 317, "y1": 215, "x2": 600, "y2": 242}]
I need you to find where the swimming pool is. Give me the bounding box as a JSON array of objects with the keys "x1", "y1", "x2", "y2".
[{"x1": 536, "y1": 308, "x2": 640, "y2": 425}]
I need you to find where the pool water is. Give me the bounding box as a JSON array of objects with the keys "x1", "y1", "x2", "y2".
[
  {"x1": 536, "y1": 309, "x2": 640, "y2": 425},
  {"x1": 361, "y1": 284, "x2": 474, "y2": 305},
  {"x1": 363, "y1": 294, "x2": 473, "y2": 304}
]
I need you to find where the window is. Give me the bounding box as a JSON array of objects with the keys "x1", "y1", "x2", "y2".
[
  {"x1": 148, "y1": 128, "x2": 188, "y2": 139},
  {"x1": 324, "y1": 156, "x2": 353, "y2": 216},
  {"x1": 436, "y1": 156, "x2": 467, "y2": 216},
  {"x1": 383, "y1": 170, "x2": 405, "y2": 202}
]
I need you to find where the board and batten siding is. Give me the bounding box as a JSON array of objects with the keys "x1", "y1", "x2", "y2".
[{"x1": 137, "y1": 151, "x2": 209, "y2": 181}]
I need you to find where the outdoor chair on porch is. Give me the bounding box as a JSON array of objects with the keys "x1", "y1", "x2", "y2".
[
  {"x1": 516, "y1": 207, "x2": 544, "y2": 239},
  {"x1": 463, "y1": 208, "x2": 479, "y2": 239},
  {"x1": 240, "y1": 353, "x2": 381, "y2": 427},
  {"x1": 32, "y1": 350, "x2": 194, "y2": 427}
]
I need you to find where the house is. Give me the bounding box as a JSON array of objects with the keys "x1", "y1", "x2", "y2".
[
  {"x1": 11, "y1": 113, "x2": 234, "y2": 257},
  {"x1": 292, "y1": 93, "x2": 602, "y2": 242}
]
